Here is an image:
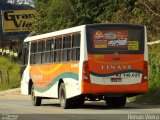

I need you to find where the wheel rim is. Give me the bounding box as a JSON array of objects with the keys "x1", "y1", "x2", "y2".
[
  {"x1": 60, "y1": 89, "x2": 65, "y2": 106},
  {"x1": 31, "y1": 88, "x2": 35, "y2": 102}
]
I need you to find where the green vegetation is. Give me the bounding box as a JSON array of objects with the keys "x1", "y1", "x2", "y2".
[
  {"x1": 0, "y1": 57, "x2": 20, "y2": 91},
  {"x1": 135, "y1": 44, "x2": 160, "y2": 104},
  {"x1": 128, "y1": 44, "x2": 160, "y2": 104}
]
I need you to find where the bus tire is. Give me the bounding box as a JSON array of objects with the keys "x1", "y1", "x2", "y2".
[
  {"x1": 75, "y1": 95, "x2": 85, "y2": 106},
  {"x1": 31, "y1": 84, "x2": 42, "y2": 106},
  {"x1": 59, "y1": 83, "x2": 71, "y2": 109},
  {"x1": 78, "y1": 96, "x2": 85, "y2": 105},
  {"x1": 105, "y1": 96, "x2": 126, "y2": 108}
]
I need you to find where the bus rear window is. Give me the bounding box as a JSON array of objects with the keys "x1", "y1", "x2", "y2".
[{"x1": 87, "y1": 27, "x2": 144, "y2": 54}]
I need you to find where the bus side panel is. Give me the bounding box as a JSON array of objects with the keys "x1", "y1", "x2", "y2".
[
  {"x1": 30, "y1": 62, "x2": 81, "y2": 98},
  {"x1": 65, "y1": 62, "x2": 81, "y2": 98},
  {"x1": 21, "y1": 66, "x2": 31, "y2": 95},
  {"x1": 30, "y1": 65, "x2": 48, "y2": 97}
]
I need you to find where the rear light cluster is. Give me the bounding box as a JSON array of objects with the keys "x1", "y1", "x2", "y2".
[
  {"x1": 82, "y1": 61, "x2": 90, "y2": 83},
  {"x1": 142, "y1": 61, "x2": 148, "y2": 82}
]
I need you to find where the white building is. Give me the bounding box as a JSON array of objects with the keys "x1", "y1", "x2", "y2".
[{"x1": 7, "y1": 0, "x2": 34, "y2": 7}]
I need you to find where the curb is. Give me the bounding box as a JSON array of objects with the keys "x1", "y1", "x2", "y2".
[{"x1": 0, "y1": 88, "x2": 21, "y2": 96}]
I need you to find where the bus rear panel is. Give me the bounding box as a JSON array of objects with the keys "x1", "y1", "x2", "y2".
[{"x1": 81, "y1": 24, "x2": 148, "y2": 97}]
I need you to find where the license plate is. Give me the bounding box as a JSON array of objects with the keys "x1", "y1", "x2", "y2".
[{"x1": 110, "y1": 78, "x2": 122, "y2": 82}]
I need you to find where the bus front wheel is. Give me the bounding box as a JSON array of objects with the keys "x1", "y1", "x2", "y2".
[
  {"x1": 59, "y1": 83, "x2": 71, "y2": 109},
  {"x1": 31, "y1": 85, "x2": 42, "y2": 106},
  {"x1": 105, "y1": 96, "x2": 126, "y2": 108}
]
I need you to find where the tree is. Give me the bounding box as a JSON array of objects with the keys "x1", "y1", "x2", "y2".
[
  {"x1": 111, "y1": 0, "x2": 160, "y2": 41},
  {"x1": 33, "y1": 0, "x2": 160, "y2": 42},
  {"x1": 33, "y1": 0, "x2": 122, "y2": 34}
]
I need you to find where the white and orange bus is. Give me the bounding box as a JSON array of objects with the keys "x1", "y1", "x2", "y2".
[{"x1": 21, "y1": 23, "x2": 148, "y2": 109}]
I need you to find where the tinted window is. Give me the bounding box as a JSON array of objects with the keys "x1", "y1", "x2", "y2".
[
  {"x1": 31, "y1": 42, "x2": 37, "y2": 53},
  {"x1": 37, "y1": 41, "x2": 45, "y2": 64},
  {"x1": 22, "y1": 42, "x2": 29, "y2": 65},
  {"x1": 46, "y1": 39, "x2": 54, "y2": 63},
  {"x1": 54, "y1": 51, "x2": 61, "y2": 62},
  {"x1": 63, "y1": 36, "x2": 71, "y2": 48},
  {"x1": 72, "y1": 34, "x2": 80, "y2": 47},
  {"x1": 55, "y1": 37, "x2": 62, "y2": 49},
  {"x1": 30, "y1": 42, "x2": 37, "y2": 65},
  {"x1": 62, "y1": 49, "x2": 70, "y2": 62},
  {"x1": 86, "y1": 25, "x2": 144, "y2": 54},
  {"x1": 71, "y1": 33, "x2": 80, "y2": 61}
]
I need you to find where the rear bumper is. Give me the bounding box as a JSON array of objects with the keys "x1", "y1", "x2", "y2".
[{"x1": 81, "y1": 81, "x2": 148, "y2": 94}]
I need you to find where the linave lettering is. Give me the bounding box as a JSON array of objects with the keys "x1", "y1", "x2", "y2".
[{"x1": 101, "y1": 64, "x2": 131, "y2": 70}]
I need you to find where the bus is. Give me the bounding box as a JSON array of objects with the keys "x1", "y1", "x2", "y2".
[{"x1": 21, "y1": 23, "x2": 148, "y2": 109}]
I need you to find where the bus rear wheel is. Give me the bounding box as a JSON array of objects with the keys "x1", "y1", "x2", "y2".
[
  {"x1": 31, "y1": 85, "x2": 42, "y2": 106},
  {"x1": 59, "y1": 83, "x2": 71, "y2": 109},
  {"x1": 105, "y1": 96, "x2": 126, "y2": 108}
]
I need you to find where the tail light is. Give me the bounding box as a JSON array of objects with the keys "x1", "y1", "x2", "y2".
[
  {"x1": 82, "y1": 61, "x2": 90, "y2": 83},
  {"x1": 142, "y1": 61, "x2": 148, "y2": 82}
]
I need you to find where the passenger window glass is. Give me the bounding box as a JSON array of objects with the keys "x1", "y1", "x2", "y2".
[
  {"x1": 72, "y1": 34, "x2": 80, "y2": 47},
  {"x1": 55, "y1": 37, "x2": 62, "y2": 50},
  {"x1": 46, "y1": 39, "x2": 54, "y2": 63},
  {"x1": 63, "y1": 36, "x2": 71, "y2": 49},
  {"x1": 30, "y1": 42, "x2": 37, "y2": 65},
  {"x1": 72, "y1": 33, "x2": 80, "y2": 61}
]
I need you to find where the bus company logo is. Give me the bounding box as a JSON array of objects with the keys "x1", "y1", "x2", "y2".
[
  {"x1": 95, "y1": 31, "x2": 104, "y2": 39},
  {"x1": 32, "y1": 75, "x2": 43, "y2": 81},
  {"x1": 101, "y1": 64, "x2": 131, "y2": 70}
]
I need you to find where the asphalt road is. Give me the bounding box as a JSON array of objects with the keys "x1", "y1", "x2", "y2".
[{"x1": 0, "y1": 89, "x2": 160, "y2": 120}]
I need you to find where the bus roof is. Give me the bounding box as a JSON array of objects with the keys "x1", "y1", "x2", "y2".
[
  {"x1": 24, "y1": 25, "x2": 85, "y2": 42},
  {"x1": 24, "y1": 23, "x2": 144, "y2": 42}
]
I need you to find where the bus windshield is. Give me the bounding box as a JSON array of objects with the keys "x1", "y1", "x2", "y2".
[{"x1": 87, "y1": 26, "x2": 144, "y2": 54}]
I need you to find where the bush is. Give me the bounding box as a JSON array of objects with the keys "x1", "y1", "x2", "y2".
[
  {"x1": 0, "y1": 57, "x2": 20, "y2": 91},
  {"x1": 133, "y1": 44, "x2": 160, "y2": 104}
]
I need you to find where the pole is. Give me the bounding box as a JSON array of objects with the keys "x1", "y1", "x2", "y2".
[{"x1": 0, "y1": 71, "x2": 2, "y2": 83}]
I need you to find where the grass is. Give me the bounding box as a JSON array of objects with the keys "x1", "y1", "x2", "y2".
[{"x1": 0, "y1": 57, "x2": 20, "y2": 91}]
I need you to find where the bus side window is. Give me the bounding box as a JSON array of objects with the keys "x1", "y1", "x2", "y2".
[
  {"x1": 46, "y1": 39, "x2": 54, "y2": 63},
  {"x1": 62, "y1": 35, "x2": 71, "y2": 62},
  {"x1": 22, "y1": 42, "x2": 29, "y2": 65},
  {"x1": 30, "y1": 42, "x2": 37, "y2": 65},
  {"x1": 72, "y1": 33, "x2": 80, "y2": 61},
  {"x1": 37, "y1": 40, "x2": 45, "y2": 64},
  {"x1": 54, "y1": 37, "x2": 62, "y2": 63}
]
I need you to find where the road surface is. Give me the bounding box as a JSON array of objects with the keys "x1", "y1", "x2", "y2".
[{"x1": 0, "y1": 88, "x2": 160, "y2": 120}]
